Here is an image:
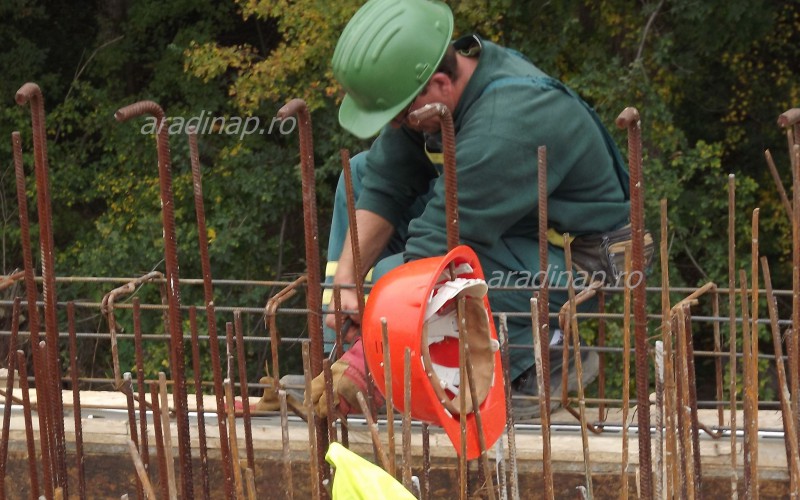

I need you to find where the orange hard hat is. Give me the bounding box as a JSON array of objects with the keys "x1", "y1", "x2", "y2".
[{"x1": 362, "y1": 245, "x2": 506, "y2": 460}]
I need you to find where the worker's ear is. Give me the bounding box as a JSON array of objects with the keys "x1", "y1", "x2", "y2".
[{"x1": 426, "y1": 72, "x2": 455, "y2": 97}]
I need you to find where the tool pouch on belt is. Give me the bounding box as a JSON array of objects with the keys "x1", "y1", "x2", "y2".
[{"x1": 569, "y1": 224, "x2": 655, "y2": 286}]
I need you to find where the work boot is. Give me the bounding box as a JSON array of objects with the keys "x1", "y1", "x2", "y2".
[{"x1": 510, "y1": 331, "x2": 600, "y2": 421}]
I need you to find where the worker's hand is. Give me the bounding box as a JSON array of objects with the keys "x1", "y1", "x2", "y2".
[
  {"x1": 324, "y1": 287, "x2": 361, "y2": 344},
  {"x1": 308, "y1": 338, "x2": 384, "y2": 418}
]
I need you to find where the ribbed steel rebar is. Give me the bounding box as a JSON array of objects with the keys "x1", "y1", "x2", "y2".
[
  {"x1": 727, "y1": 174, "x2": 739, "y2": 498},
  {"x1": 0, "y1": 299, "x2": 18, "y2": 500},
  {"x1": 15, "y1": 349, "x2": 39, "y2": 499},
  {"x1": 13, "y1": 125, "x2": 55, "y2": 499},
  {"x1": 530, "y1": 299, "x2": 553, "y2": 499},
  {"x1": 402, "y1": 348, "x2": 413, "y2": 491},
  {"x1": 597, "y1": 291, "x2": 607, "y2": 423},
  {"x1": 615, "y1": 106, "x2": 652, "y2": 499},
  {"x1": 762, "y1": 257, "x2": 800, "y2": 491},
  {"x1": 380, "y1": 318, "x2": 396, "y2": 476},
  {"x1": 234, "y1": 311, "x2": 256, "y2": 473},
  {"x1": 498, "y1": 316, "x2": 520, "y2": 500},
  {"x1": 67, "y1": 302, "x2": 86, "y2": 500},
  {"x1": 658, "y1": 199, "x2": 671, "y2": 499},
  {"x1": 276, "y1": 100, "x2": 327, "y2": 491},
  {"x1": 16, "y1": 84, "x2": 68, "y2": 496},
  {"x1": 740, "y1": 269, "x2": 758, "y2": 499},
  {"x1": 149, "y1": 382, "x2": 170, "y2": 500},
  {"x1": 763, "y1": 149, "x2": 793, "y2": 222},
  {"x1": 409, "y1": 103, "x2": 459, "y2": 249},
  {"x1": 187, "y1": 128, "x2": 235, "y2": 499},
  {"x1": 115, "y1": 100, "x2": 193, "y2": 498},
  {"x1": 621, "y1": 248, "x2": 632, "y2": 499},
  {"x1": 132, "y1": 299, "x2": 150, "y2": 490},
  {"x1": 38, "y1": 340, "x2": 58, "y2": 498},
  {"x1": 189, "y1": 308, "x2": 211, "y2": 500},
  {"x1": 157, "y1": 372, "x2": 178, "y2": 500},
  {"x1": 301, "y1": 342, "x2": 321, "y2": 499},
  {"x1": 124, "y1": 373, "x2": 144, "y2": 500}
]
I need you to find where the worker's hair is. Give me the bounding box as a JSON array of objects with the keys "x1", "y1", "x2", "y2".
[{"x1": 435, "y1": 45, "x2": 458, "y2": 80}]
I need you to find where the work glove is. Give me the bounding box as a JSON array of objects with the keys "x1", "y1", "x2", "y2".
[{"x1": 308, "y1": 338, "x2": 384, "y2": 418}]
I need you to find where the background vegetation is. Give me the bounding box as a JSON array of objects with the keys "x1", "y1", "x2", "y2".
[{"x1": 1, "y1": 0, "x2": 798, "y2": 398}]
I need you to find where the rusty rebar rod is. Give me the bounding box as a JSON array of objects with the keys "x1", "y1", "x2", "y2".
[
  {"x1": 224, "y1": 377, "x2": 246, "y2": 500},
  {"x1": 422, "y1": 422, "x2": 431, "y2": 500},
  {"x1": 789, "y1": 117, "x2": 800, "y2": 461},
  {"x1": 458, "y1": 297, "x2": 496, "y2": 500},
  {"x1": 597, "y1": 291, "x2": 607, "y2": 423},
  {"x1": 712, "y1": 289, "x2": 725, "y2": 429},
  {"x1": 621, "y1": 248, "x2": 632, "y2": 499},
  {"x1": 158, "y1": 372, "x2": 178, "y2": 500},
  {"x1": 356, "y1": 391, "x2": 390, "y2": 472},
  {"x1": 498, "y1": 315, "x2": 520, "y2": 500},
  {"x1": 764, "y1": 149, "x2": 793, "y2": 223},
  {"x1": 727, "y1": 174, "x2": 739, "y2": 498},
  {"x1": 658, "y1": 199, "x2": 671, "y2": 499},
  {"x1": 530, "y1": 299, "x2": 553, "y2": 500},
  {"x1": 682, "y1": 306, "x2": 703, "y2": 495},
  {"x1": 740, "y1": 269, "x2": 758, "y2": 499},
  {"x1": 14, "y1": 349, "x2": 39, "y2": 499},
  {"x1": 778, "y1": 108, "x2": 800, "y2": 165},
  {"x1": 16, "y1": 83, "x2": 68, "y2": 496},
  {"x1": 0, "y1": 299, "x2": 20, "y2": 500},
  {"x1": 67, "y1": 302, "x2": 86, "y2": 499},
  {"x1": 189, "y1": 308, "x2": 211, "y2": 500},
  {"x1": 675, "y1": 308, "x2": 695, "y2": 499},
  {"x1": 132, "y1": 299, "x2": 150, "y2": 492},
  {"x1": 101, "y1": 271, "x2": 164, "y2": 391},
  {"x1": 409, "y1": 103, "x2": 459, "y2": 248},
  {"x1": 149, "y1": 382, "x2": 170, "y2": 500},
  {"x1": 402, "y1": 347, "x2": 413, "y2": 491},
  {"x1": 762, "y1": 257, "x2": 800, "y2": 492},
  {"x1": 13, "y1": 126, "x2": 54, "y2": 499},
  {"x1": 38, "y1": 340, "x2": 58, "y2": 499},
  {"x1": 380, "y1": 318, "x2": 396, "y2": 476},
  {"x1": 115, "y1": 100, "x2": 193, "y2": 498},
  {"x1": 187, "y1": 129, "x2": 235, "y2": 499},
  {"x1": 653, "y1": 341, "x2": 664, "y2": 500},
  {"x1": 277, "y1": 100, "x2": 327, "y2": 490},
  {"x1": 536, "y1": 146, "x2": 552, "y2": 429},
  {"x1": 301, "y1": 342, "x2": 321, "y2": 499},
  {"x1": 323, "y1": 359, "x2": 337, "y2": 443},
  {"x1": 124, "y1": 372, "x2": 145, "y2": 500},
  {"x1": 616, "y1": 106, "x2": 652, "y2": 499},
  {"x1": 233, "y1": 311, "x2": 256, "y2": 473}
]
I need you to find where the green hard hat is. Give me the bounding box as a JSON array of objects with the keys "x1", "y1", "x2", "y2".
[{"x1": 332, "y1": 0, "x2": 454, "y2": 139}]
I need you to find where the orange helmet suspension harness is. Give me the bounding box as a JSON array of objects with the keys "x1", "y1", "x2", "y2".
[{"x1": 362, "y1": 245, "x2": 506, "y2": 459}]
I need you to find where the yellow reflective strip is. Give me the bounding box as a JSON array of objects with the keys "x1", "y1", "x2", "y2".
[
  {"x1": 365, "y1": 268, "x2": 374, "y2": 282},
  {"x1": 425, "y1": 151, "x2": 444, "y2": 166},
  {"x1": 547, "y1": 228, "x2": 575, "y2": 248},
  {"x1": 322, "y1": 289, "x2": 333, "y2": 305},
  {"x1": 325, "y1": 261, "x2": 338, "y2": 277}
]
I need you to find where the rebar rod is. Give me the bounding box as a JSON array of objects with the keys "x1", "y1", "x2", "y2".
[
  {"x1": 727, "y1": 174, "x2": 739, "y2": 499},
  {"x1": 277, "y1": 100, "x2": 327, "y2": 491},
  {"x1": 15, "y1": 349, "x2": 39, "y2": 499},
  {"x1": 132, "y1": 299, "x2": 151, "y2": 479},
  {"x1": 621, "y1": 248, "x2": 632, "y2": 499},
  {"x1": 750, "y1": 209, "x2": 761, "y2": 498},
  {"x1": 597, "y1": 291, "x2": 607, "y2": 423},
  {"x1": 38, "y1": 340, "x2": 58, "y2": 499},
  {"x1": 16, "y1": 83, "x2": 68, "y2": 496},
  {"x1": 616, "y1": 107, "x2": 652, "y2": 499},
  {"x1": 12, "y1": 129, "x2": 53, "y2": 499},
  {"x1": 764, "y1": 149, "x2": 793, "y2": 222},
  {"x1": 301, "y1": 343, "x2": 321, "y2": 500},
  {"x1": 422, "y1": 422, "x2": 431, "y2": 500},
  {"x1": 115, "y1": 101, "x2": 193, "y2": 498},
  {"x1": 653, "y1": 341, "x2": 664, "y2": 500},
  {"x1": 157, "y1": 372, "x2": 178, "y2": 500},
  {"x1": 380, "y1": 318, "x2": 396, "y2": 476},
  {"x1": 233, "y1": 311, "x2": 256, "y2": 473},
  {"x1": 498, "y1": 315, "x2": 520, "y2": 500},
  {"x1": 762, "y1": 257, "x2": 800, "y2": 494},
  {"x1": 189, "y1": 308, "x2": 211, "y2": 500},
  {"x1": 683, "y1": 307, "x2": 703, "y2": 495},
  {"x1": 189, "y1": 125, "x2": 235, "y2": 499},
  {"x1": 530, "y1": 299, "x2": 553, "y2": 500},
  {"x1": 537, "y1": 145, "x2": 552, "y2": 430},
  {"x1": 402, "y1": 347, "x2": 413, "y2": 491},
  {"x1": 356, "y1": 391, "x2": 390, "y2": 472},
  {"x1": 124, "y1": 373, "x2": 144, "y2": 500},
  {"x1": 323, "y1": 359, "x2": 337, "y2": 443},
  {"x1": 658, "y1": 199, "x2": 672, "y2": 499},
  {"x1": 0, "y1": 300, "x2": 15, "y2": 500},
  {"x1": 675, "y1": 310, "x2": 695, "y2": 500},
  {"x1": 713, "y1": 289, "x2": 725, "y2": 428},
  {"x1": 740, "y1": 269, "x2": 758, "y2": 499},
  {"x1": 149, "y1": 382, "x2": 170, "y2": 500},
  {"x1": 459, "y1": 297, "x2": 496, "y2": 500}
]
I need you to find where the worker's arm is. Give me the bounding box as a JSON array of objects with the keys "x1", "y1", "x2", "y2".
[{"x1": 326, "y1": 208, "x2": 394, "y2": 343}]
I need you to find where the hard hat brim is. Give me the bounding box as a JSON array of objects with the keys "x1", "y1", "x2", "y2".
[{"x1": 338, "y1": 93, "x2": 412, "y2": 139}]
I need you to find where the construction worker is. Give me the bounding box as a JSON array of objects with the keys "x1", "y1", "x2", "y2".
[{"x1": 311, "y1": 0, "x2": 631, "y2": 421}]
